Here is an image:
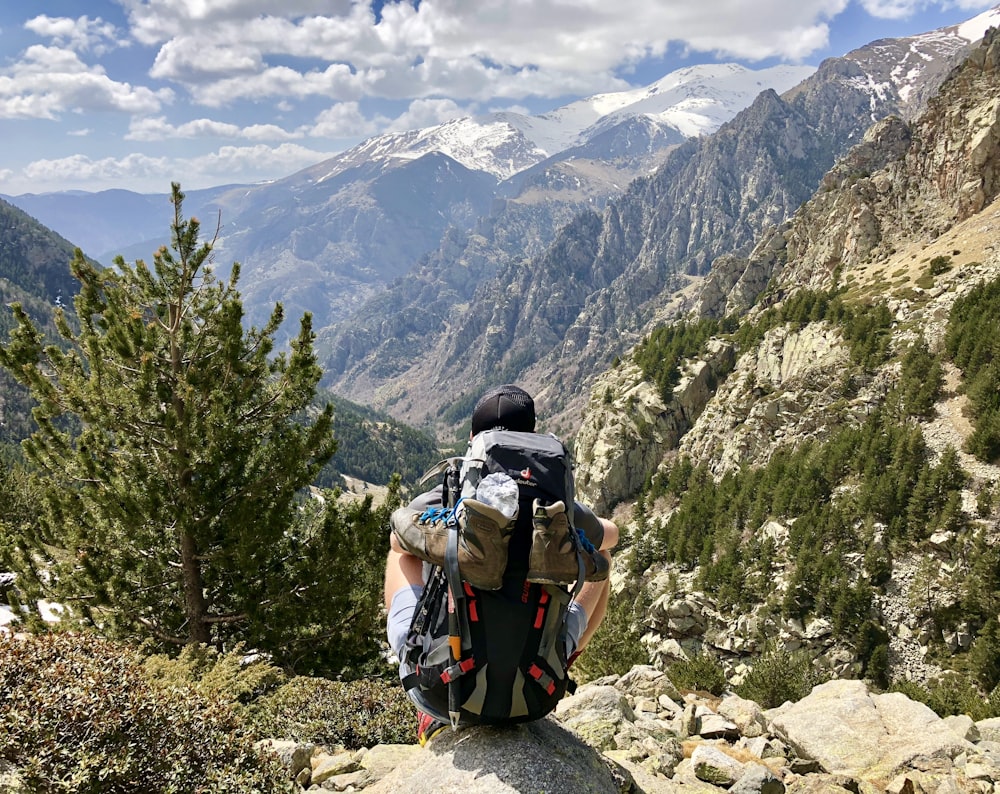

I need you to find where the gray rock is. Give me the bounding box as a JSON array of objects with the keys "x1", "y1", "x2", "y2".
[
  {"x1": 691, "y1": 744, "x2": 747, "y2": 786},
  {"x1": 365, "y1": 720, "x2": 631, "y2": 794},
  {"x1": 617, "y1": 665, "x2": 682, "y2": 703},
  {"x1": 556, "y1": 684, "x2": 637, "y2": 750},
  {"x1": 311, "y1": 750, "x2": 361, "y2": 786},
  {"x1": 975, "y1": 718, "x2": 1000, "y2": 744},
  {"x1": 768, "y1": 680, "x2": 971, "y2": 781},
  {"x1": 254, "y1": 739, "x2": 315, "y2": 781},
  {"x1": 319, "y1": 768, "x2": 374, "y2": 791},
  {"x1": 359, "y1": 743, "x2": 423, "y2": 780},
  {"x1": 943, "y1": 715, "x2": 980, "y2": 743},
  {"x1": 720, "y1": 694, "x2": 770, "y2": 738},
  {"x1": 731, "y1": 763, "x2": 786, "y2": 794}
]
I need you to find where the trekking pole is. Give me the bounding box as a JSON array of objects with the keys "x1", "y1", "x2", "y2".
[
  {"x1": 447, "y1": 583, "x2": 462, "y2": 729},
  {"x1": 444, "y1": 496, "x2": 464, "y2": 730}
]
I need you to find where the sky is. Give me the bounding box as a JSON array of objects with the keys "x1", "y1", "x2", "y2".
[{"x1": 0, "y1": 0, "x2": 997, "y2": 196}]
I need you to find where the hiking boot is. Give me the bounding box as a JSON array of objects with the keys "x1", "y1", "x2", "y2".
[
  {"x1": 528, "y1": 500, "x2": 610, "y2": 584},
  {"x1": 391, "y1": 504, "x2": 453, "y2": 567},
  {"x1": 417, "y1": 711, "x2": 448, "y2": 747},
  {"x1": 455, "y1": 498, "x2": 514, "y2": 590}
]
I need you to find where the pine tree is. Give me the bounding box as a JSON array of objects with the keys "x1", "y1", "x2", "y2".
[{"x1": 0, "y1": 184, "x2": 342, "y2": 658}]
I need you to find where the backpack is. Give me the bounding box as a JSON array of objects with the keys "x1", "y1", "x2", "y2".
[{"x1": 400, "y1": 430, "x2": 580, "y2": 727}]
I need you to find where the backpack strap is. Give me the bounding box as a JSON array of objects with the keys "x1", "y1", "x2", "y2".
[{"x1": 444, "y1": 511, "x2": 470, "y2": 730}]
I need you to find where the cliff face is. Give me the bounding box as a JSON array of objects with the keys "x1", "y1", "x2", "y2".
[
  {"x1": 323, "y1": 25, "x2": 974, "y2": 435},
  {"x1": 572, "y1": 30, "x2": 1000, "y2": 686}
]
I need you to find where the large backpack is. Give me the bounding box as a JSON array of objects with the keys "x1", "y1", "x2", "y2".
[{"x1": 400, "y1": 430, "x2": 580, "y2": 727}]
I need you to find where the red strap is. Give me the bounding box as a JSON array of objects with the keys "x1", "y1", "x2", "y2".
[
  {"x1": 440, "y1": 656, "x2": 477, "y2": 684},
  {"x1": 528, "y1": 663, "x2": 557, "y2": 696}
]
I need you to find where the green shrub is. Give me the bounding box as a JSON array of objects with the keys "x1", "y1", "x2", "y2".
[
  {"x1": 969, "y1": 619, "x2": 1000, "y2": 693},
  {"x1": 572, "y1": 587, "x2": 651, "y2": 683},
  {"x1": 734, "y1": 646, "x2": 827, "y2": 708},
  {"x1": 928, "y1": 256, "x2": 953, "y2": 276},
  {"x1": 247, "y1": 676, "x2": 415, "y2": 748},
  {"x1": 892, "y1": 672, "x2": 1000, "y2": 720},
  {"x1": 142, "y1": 643, "x2": 286, "y2": 707},
  {"x1": 0, "y1": 632, "x2": 292, "y2": 794},
  {"x1": 667, "y1": 652, "x2": 727, "y2": 696}
]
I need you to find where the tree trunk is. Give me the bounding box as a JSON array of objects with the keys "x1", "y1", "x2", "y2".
[{"x1": 180, "y1": 528, "x2": 210, "y2": 644}]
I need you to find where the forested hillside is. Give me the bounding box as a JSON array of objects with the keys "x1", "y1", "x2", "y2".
[{"x1": 573, "y1": 27, "x2": 1000, "y2": 710}]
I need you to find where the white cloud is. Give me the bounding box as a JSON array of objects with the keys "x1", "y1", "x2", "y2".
[
  {"x1": 188, "y1": 143, "x2": 334, "y2": 182},
  {"x1": 16, "y1": 143, "x2": 334, "y2": 193},
  {"x1": 858, "y1": 0, "x2": 924, "y2": 18},
  {"x1": 24, "y1": 14, "x2": 125, "y2": 53},
  {"x1": 309, "y1": 102, "x2": 382, "y2": 138},
  {"x1": 386, "y1": 98, "x2": 468, "y2": 132},
  {"x1": 119, "y1": 0, "x2": 859, "y2": 109},
  {"x1": 0, "y1": 45, "x2": 172, "y2": 120},
  {"x1": 22, "y1": 152, "x2": 173, "y2": 186},
  {"x1": 126, "y1": 115, "x2": 302, "y2": 141},
  {"x1": 187, "y1": 63, "x2": 363, "y2": 107}
]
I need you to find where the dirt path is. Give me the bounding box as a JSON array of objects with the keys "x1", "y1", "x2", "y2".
[{"x1": 920, "y1": 363, "x2": 999, "y2": 491}]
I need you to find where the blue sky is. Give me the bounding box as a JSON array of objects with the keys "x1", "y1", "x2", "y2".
[{"x1": 0, "y1": 0, "x2": 997, "y2": 195}]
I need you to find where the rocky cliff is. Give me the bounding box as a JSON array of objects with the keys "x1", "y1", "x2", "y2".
[{"x1": 572, "y1": 29, "x2": 1000, "y2": 692}]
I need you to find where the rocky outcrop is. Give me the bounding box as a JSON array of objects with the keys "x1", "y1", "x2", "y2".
[
  {"x1": 678, "y1": 322, "x2": 858, "y2": 477},
  {"x1": 365, "y1": 720, "x2": 630, "y2": 794},
  {"x1": 257, "y1": 668, "x2": 1000, "y2": 793},
  {"x1": 767, "y1": 680, "x2": 970, "y2": 783},
  {"x1": 574, "y1": 340, "x2": 735, "y2": 513}
]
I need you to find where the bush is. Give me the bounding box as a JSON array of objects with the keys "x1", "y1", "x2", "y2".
[
  {"x1": 667, "y1": 652, "x2": 727, "y2": 696},
  {"x1": 572, "y1": 587, "x2": 651, "y2": 683},
  {"x1": 892, "y1": 672, "x2": 1000, "y2": 720},
  {"x1": 734, "y1": 646, "x2": 827, "y2": 708},
  {"x1": 142, "y1": 643, "x2": 287, "y2": 706},
  {"x1": 247, "y1": 676, "x2": 415, "y2": 749},
  {"x1": 0, "y1": 632, "x2": 293, "y2": 794}
]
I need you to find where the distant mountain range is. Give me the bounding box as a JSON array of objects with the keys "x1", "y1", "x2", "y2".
[
  {"x1": 4, "y1": 7, "x2": 999, "y2": 441},
  {"x1": 3, "y1": 61, "x2": 812, "y2": 335}
]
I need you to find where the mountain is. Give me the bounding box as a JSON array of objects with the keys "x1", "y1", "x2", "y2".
[
  {"x1": 573, "y1": 25, "x2": 1000, "y2": 694},
  {"x1": 1, "y1": 185, "x2": 250, "y2": 264},
  {"x1": 324, "y1": 9, "x2": 1000, "y2": 437},
  {"x1": 332, "y1": 63, "x2": 813, "y2": 180},
  {"x1": 0, "y1": 197, "x2": 89, "y2": 447},
  {"x1": 3, "y1": 62, "x2": 813, "y2": 344}
]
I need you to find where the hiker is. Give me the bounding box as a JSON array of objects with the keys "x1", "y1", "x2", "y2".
[{"x1": 384, "y1": 384, "x2": 618, "y2": 743}]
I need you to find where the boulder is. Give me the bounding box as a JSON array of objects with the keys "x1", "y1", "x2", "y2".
[
  {"x1": 555, "y1": 684, "x2": 637, "y2": 750},
  {"x1": 364, "y1": 720, "x2": 631, "y2": 793},
  {"x1": 719, "y1": 694, "x2": 769, "y2": 739},
  {"x1": 691, "y1": 744, "x2": 748, "y2": 786},
  {"x1": 767, "y1": 680, "x2": 971, "y2": 782}
]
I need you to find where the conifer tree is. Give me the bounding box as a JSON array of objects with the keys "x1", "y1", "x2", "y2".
[{"x1": 0, "y1": 184, "x2": 343, "y2": 657}]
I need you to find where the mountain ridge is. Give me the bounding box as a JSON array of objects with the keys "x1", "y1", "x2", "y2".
[{"x1": 325, "y1": 12, "x2": 997, "y2": 437}]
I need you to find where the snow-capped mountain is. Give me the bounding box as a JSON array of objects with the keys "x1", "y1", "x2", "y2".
[
  {"x1": 845, "y1": 6, "x2": 1000, "y2": 111},
  {"x1": 318, "y1": 6, "x2": 1000, "y2": 427},
  {"x1": 310, "y1": 63, "x2": 815, "y2": 182}
]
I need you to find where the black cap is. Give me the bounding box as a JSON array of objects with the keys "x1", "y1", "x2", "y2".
[{"x1": 471, "y1": 385, "x2": 536, "y2": 435}]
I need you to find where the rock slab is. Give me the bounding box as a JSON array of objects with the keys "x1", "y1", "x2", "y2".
[{"x1": 364, "y1": 719, "x2": 630, "y2": 794}]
